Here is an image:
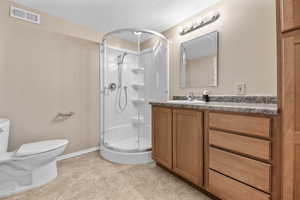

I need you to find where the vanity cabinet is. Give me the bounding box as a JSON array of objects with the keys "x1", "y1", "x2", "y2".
[
  {"x1": 280, "y1": 0, "x2": 300, "y2": 32},
  {"x1": 173, "y1": 109, "x2": 203, "y2": 186},
  {"x1": 152, "y1": 107, "x2": 173, "y2": 170},
  {"x1": 152, "y1": 107, "x2": 204, "y2": 186},
  {"x1": 152, "y1": 105, "x2": 280, "y2": 200}
]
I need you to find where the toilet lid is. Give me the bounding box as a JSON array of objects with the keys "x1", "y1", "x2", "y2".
[{"x1": 15, "y1": 140, "x2": 69, "y2": 157}]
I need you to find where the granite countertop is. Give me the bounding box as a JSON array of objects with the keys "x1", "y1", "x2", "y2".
[{"x1": 149, "y1": 100, "x2": 278, "y2": 115}]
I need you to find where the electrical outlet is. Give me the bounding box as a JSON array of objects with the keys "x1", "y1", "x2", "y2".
[{"x1": 236, "y1": 83, "x2": 247, "y2": 95}]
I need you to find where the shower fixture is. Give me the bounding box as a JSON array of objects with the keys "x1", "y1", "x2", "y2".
[
  {"x1": 116, "y1": 52, "x2": 128, "y2": 112},
  {"x1": 117, "y1": 52, "x2": 128, "y2": 65},
  {"x1": 100, "y1": 28, "x2": 169, "y2": 164},
  {"x1": 107, "y1": 83, "x2": 117, "y2": 91}
]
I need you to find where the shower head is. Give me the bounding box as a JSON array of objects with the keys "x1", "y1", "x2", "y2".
[{"x1": 117, "y1": 52, "x2": 128, "y2": 65}]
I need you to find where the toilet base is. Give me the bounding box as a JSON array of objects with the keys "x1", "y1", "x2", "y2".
[{"x1": 0, "y1": 160, "x2": 58, "y2": 198}]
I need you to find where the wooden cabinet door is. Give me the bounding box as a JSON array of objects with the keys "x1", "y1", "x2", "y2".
[
  {"x1": 282, "y1": 31, "x2": 300, "y2": 200},
  {"x1": 152, "y1": 107, "x2": 173, "y2": 169},
  {"x1": 173, "y1": 109, "x2": 203, "y2": 186},
  {"x1": 281, "y1": 0, "x2": 300, "y2": 32}
]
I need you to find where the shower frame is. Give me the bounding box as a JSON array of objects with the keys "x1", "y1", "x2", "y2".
[{"x1": 99, "y1": 28, "x2": 170, "y2": 164}]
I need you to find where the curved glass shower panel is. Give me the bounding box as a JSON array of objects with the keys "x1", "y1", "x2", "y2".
[
  {"x1": 141, "y1": 36, "x2": 169, "y2": 150},
  {"x1": 100, "y1": 29, "x2": 169, "y2": 155}
]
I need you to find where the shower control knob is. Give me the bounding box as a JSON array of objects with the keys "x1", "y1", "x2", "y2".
[{"x1": 108, "y1": 83, "x2": 117, "y2": 91}]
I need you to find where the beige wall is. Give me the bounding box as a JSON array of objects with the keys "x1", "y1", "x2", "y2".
[
  {"x1": 0, "y1": 0, "x2": 101, "y2": 153},
  {"x1": 164, "y1": 0, "x2": 277, "y2": 96}
]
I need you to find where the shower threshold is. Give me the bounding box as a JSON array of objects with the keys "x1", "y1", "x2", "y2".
[
  {"x1": 105, "y1": 138, "x2": 151, "y2": 153},
  {"x1": 100, "y1": 144, "x2": 153, "y2": 165}
]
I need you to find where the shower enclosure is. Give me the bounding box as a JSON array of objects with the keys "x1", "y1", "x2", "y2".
[{"x1": 100, "y1": 29, "x2": 169, "y2": 164}]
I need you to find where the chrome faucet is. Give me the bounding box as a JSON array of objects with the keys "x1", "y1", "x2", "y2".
[{"x1": 187, "y1": 92, "x2": 195, "y2": 101}]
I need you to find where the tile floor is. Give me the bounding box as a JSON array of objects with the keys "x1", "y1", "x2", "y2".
[{"x1": 3, "y1": 152, "x2": 211, "y2": 200}]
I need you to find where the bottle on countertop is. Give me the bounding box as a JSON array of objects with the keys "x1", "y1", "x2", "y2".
[{"x1": 202, "y1": 89, "x2": 210, "y2": 102}]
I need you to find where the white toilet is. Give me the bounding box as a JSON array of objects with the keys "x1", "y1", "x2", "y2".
[{"x1": 0, "y1": 119, "x2": 69, "y2": 198}]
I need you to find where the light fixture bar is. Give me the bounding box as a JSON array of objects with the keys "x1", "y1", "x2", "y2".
[{"x1": 180, "y1": 12, "x2": 220, "y2": 35}]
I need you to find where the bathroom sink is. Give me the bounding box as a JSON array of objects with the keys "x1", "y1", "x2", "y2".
[{"x1": 167, "y1": 100, "x2": 206, "y2": 104}]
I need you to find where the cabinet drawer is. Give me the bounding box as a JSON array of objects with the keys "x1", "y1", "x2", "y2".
[
  {"x1": 209, "y1": 147, "x2": 271, "y2": 192},
  {"x1": 209, "y1": 170, "x2": 271, "y2": 200},
  {"x1": 209, "y1": 130, "x2": 271, "y2": 160},
  {"x1": 209, "y1": 113, "x2": 271, "y2": 138}
]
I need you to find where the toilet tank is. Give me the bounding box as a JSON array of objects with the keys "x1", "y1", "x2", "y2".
[{"x1": 0, "y1": 119, "x2": 10, "y2": 153}]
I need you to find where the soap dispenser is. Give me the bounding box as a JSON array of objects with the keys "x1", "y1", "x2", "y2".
[{"x1": 202, "y1": 89, "x2": 210, "y2": 102}]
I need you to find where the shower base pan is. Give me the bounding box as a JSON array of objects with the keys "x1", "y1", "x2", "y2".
[
  {"x1": 107, "y1": 137, "x2": 151, "y2": 151},
  {"x1": 100, "y1": 145, "x2": 153, "y2": 165}
]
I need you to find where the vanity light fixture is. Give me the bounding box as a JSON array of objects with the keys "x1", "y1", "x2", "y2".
[{"x1": 180, "y1": 12, "x2": 220, "y2": 35}]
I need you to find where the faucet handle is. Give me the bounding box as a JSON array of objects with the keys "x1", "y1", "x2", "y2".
[{"x1": 187, "y1": 92, "x2": 195, "y2": 101}]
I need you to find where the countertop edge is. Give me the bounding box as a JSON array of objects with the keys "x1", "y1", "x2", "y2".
[{"x1": 149, "y1": 102, "x2": 279, "y2": 116}]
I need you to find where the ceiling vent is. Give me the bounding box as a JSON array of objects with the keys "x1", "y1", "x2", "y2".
[{"x1": 10, "y1": 6, "x2": 40, "y2": 24}]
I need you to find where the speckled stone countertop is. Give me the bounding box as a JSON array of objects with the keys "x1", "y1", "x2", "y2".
[
  {"x1": 173, "y1": 95, "x2": 277, "y2": 104},
  {"x1": 149, "y1": 100, "x2": 278, "y2": 115}
]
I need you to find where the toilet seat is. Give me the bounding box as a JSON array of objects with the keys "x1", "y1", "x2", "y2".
[{"x1": 15, "y1": 140, "x2": 68, "y2": 157}]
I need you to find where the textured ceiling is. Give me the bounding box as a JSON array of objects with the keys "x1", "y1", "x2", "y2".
[{"x1": 11, "y1": 0, "x2": 220, "y2": 34}]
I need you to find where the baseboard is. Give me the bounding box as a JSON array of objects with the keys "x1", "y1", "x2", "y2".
[{"x1": 57, "y1": 146, "x2": 100, "y2": 161}]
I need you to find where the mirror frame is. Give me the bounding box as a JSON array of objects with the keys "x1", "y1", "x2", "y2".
[{"x1": 180, "y1": 31, "x2": 219, "y2": 89}]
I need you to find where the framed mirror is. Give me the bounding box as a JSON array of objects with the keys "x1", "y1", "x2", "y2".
[{"x1": 180, "y1": 31, "x2": 219, "y2": 88}]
